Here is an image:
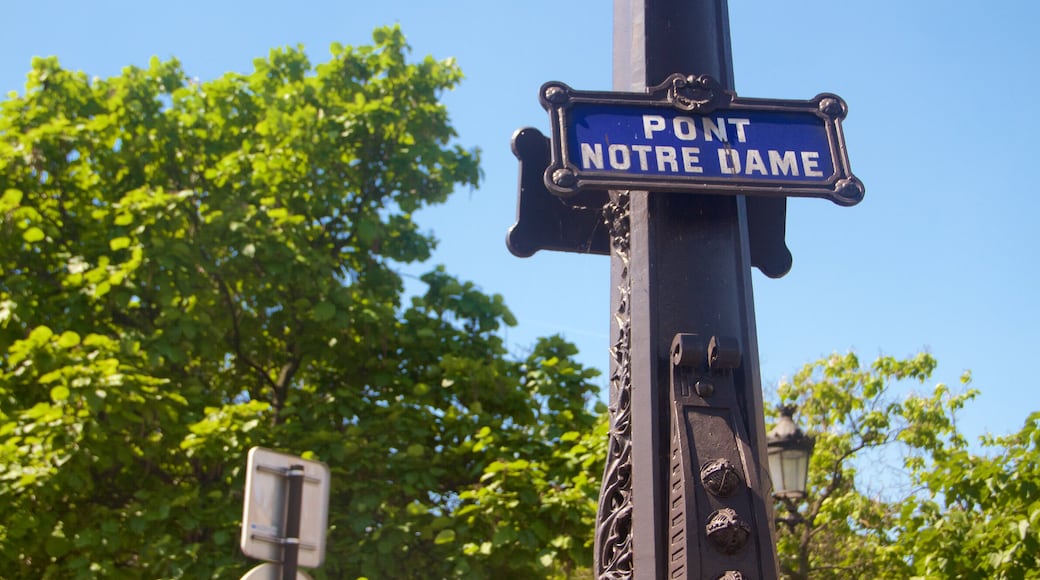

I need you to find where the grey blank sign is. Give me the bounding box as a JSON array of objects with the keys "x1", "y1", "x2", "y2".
[{"x1": 240, "y1": 447, "x2": 330, "y2": 568}]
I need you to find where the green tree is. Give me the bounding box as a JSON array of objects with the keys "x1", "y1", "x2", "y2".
[
  {"x1": 899, "y1": 412, "x2": 1040, "y2": 577},
  {"x1": 772, "y1": 351, "x2": 1040, "y2": 579},
  {"x1": 0, "y1": 27, "x2": 602, "y2": 579}
]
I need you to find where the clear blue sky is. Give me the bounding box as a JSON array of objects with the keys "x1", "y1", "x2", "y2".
[{"x1": 4, "y1": 1, "x2": 1038, "y2": 443}]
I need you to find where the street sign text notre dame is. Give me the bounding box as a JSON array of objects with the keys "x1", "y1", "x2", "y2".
[{"x1": 540, "y1": 73, "x2": 864, "y2": 206}]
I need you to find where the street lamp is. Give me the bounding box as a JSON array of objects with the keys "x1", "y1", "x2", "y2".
[
  {"x1": 768, "y1": 408, "x2": 816, "y2": 580},
  {"x1": 767, "y1": 405, "x2": 814, "y2": 504}
]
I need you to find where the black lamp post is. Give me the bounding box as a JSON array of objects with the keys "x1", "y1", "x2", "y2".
[{"x1": 767, "y1": 405, "x2": 814, "y2": 528}]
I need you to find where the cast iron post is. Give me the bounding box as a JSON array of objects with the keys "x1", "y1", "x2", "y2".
[{"x1": 595, "y1": 0, "x2": 778, "y2": 578}]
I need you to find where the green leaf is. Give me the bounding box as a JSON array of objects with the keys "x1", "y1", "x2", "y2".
[
  {"x1": 434, "y1": 529, "x2": 456, "y2": 545},
  {"x1": 406, "y1": 443, "x2": 424, "y2": 457},
  {"x1": 45, "y1": 536, "x2": 72, "y2": 558},
  {"x1": 1, "y1": 188, "x2": 23, "y2": 211},
  {"x1": 109, "y1": 236, "x2": 131, "y2": 251},
  {"x1": 29, "y1": 325, "x2": 54, "y2": 343},
  {"x1": 23, "y1": 227, "x2": 45, "y2": 242},
  {"x1": 50, "y1": 386, "x2": 71, "y2": 402},
  {"x1": 492, "y1": 526, "x2": 517, "y2": 547},
  {"x1": 313, "y1": 302, "x2": 336, "y2": 321},
  {"x1": 57, "y1": 331, "x2": 81, "y2": 348},
  {"x1": 406, "y1": 502, "x2": 428, "y2": 516},
  {"x1": 560, "y1": 431, "x2": 580, "y2": 442}
]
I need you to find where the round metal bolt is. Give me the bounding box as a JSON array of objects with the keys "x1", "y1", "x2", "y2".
[
  {"x1": 833, "y1": 176, "x2": 866, "y2": 207},
  {"x1": 706, "y1": 508, "x2": 751, "y2": 555},
  {"x1": 818, "y1": 96, "x2": 846, "y2": 119},
  {"x1": 700, "y1": 458, "x2": 742, "y2": 497},
  {"x1": 543, "y1": 85, "x2": 568, "y2": 105},
  {"x1": 694, "y1": 380, "x2": 715, "y2": 398},
  {"x1": 552, "y1": 168, "x2": 577, "y2": 189}
]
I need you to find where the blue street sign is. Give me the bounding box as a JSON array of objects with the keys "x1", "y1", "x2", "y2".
[{"x1": 539, "y1": 74, "x2": 863, "y2": 206}]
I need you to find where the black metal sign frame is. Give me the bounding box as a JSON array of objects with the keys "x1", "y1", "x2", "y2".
[{"x1": 539, "y1": 73, "x2": 864, "y2": 206}]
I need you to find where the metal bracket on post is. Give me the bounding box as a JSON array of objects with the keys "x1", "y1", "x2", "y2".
[{"x1": 667, "y1": 333, "x2": 766, "y2": 579}]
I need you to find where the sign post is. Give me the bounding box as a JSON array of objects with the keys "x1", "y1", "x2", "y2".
[{"x1": 507, "y1": 1, "x2": 861, "y2": 578}]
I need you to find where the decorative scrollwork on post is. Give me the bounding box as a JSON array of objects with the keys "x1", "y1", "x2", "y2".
[
  {"x1": 595, "y1": 190, "x2": 634, "y2": 580},
  {"x1": 666, "y1": 73, "x2": 731, "y2": 113}
]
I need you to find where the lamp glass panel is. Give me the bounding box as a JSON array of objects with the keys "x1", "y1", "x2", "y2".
[
  {"x1": 780, "y1": 448, "x2": 809, "y2": 495},
  {"x1": 768, "y1": 449, "x2": 784, "y2": 492}
]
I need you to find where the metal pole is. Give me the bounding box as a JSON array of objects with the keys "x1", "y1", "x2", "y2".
[
  {"x1": 282, "y1": 465, "x2": 304, "y2": 580},
  {"x1": 595, "y1": 0, "x2": 778, "y2": 578}
]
